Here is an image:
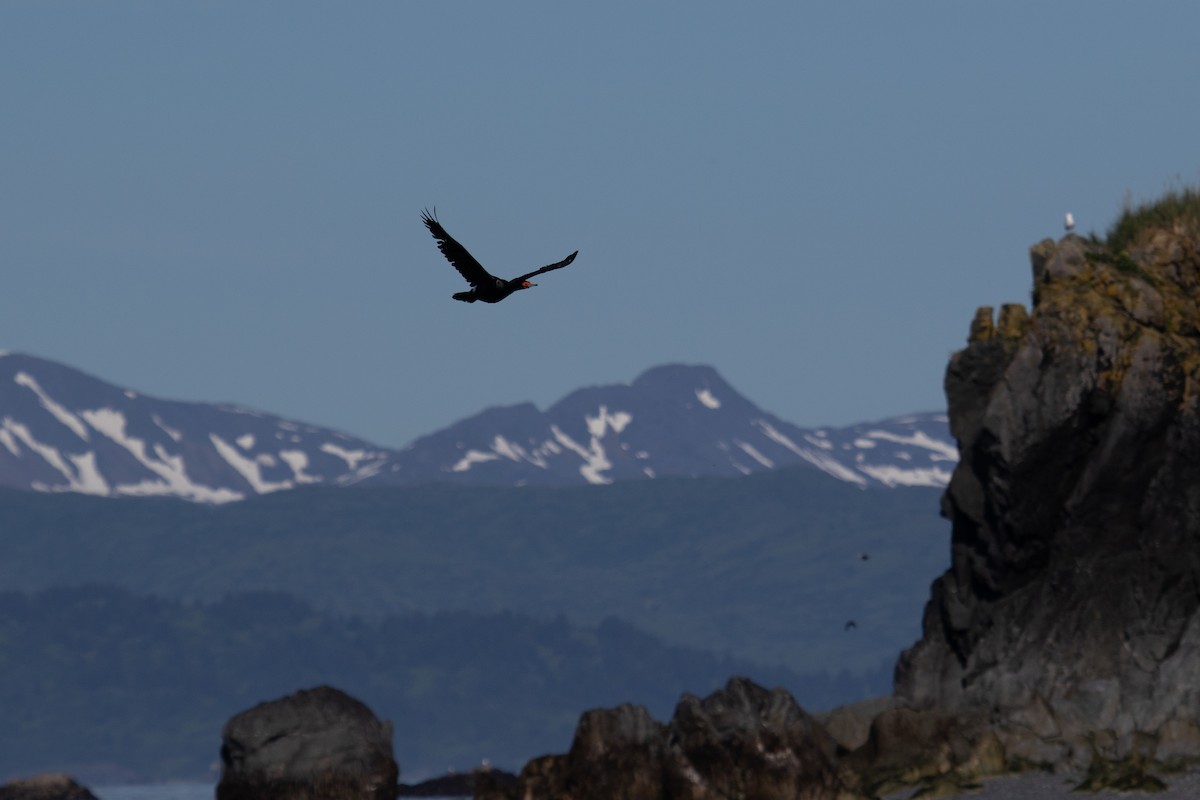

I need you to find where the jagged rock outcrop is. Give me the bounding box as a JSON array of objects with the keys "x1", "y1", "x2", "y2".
[
  {"x1": 475, "y1": 205, "x2": 1200, "y2": 798},
  {"x1": 217, "y1": 685, "x2": 398, "y2": 800},
  {"x1": 478, "y1": 678, "x2": 849, "y2": 800},
  {"x1": 0, "y1": 775, "x2": 98, "y2": 800},
  {"x1": 896, "y1": 223, "x2": 1200, "y2": 774},
  {"x1": 815, "y1": 696, "x2": 901, "y2": 754}
]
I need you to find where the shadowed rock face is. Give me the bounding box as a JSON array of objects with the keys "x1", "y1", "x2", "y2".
[
  {"x1": 665, "y1": 679, "x2": 843, "y2": 799},
  {"x1": 217, "y1": 685, "x2": 398, "y2": 800},
  {"x1": 896, "y1": 229, "x2": 1200, "y2": 770},
  {"x1": 478, "y1": 678, "x2": 847, "y2": 800},
  {"x1": 0, "y1": 775, "x2": 99, "y2": 800}
]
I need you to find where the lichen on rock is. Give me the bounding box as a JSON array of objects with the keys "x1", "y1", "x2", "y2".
[
  {"x1": 478, "y1": 678, "x2": 852, "y2": 800},
  {"x1": 896, "y1": 209, "x2": 1200, "y2": 778}
]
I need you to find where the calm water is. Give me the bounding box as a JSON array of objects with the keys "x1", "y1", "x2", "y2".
[
  {"x1": 92, "y1": 784, "x2": 467, "y2": 800},
  {"x1": 94, "y1": 784, "x2": 213, "y2": 800}
]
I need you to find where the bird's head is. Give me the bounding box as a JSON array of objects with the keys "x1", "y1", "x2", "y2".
[{"x1": 521, "y1": 281, "x2": 537, "y2": 289}]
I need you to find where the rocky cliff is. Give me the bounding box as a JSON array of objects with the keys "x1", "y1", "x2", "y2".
[
  {"x1": 896, "y1": 208, "x2": 1200, "y2": 773},
  {"x1": 479, "y1": 195, "x2": 1200, "y2": 799}
]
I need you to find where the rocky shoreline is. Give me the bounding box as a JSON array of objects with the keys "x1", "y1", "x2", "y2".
[
  {"x1": 884, "y1": 766, "x2": 1200, "y2": 799},
  {"x1": 467, "y1": 214, "x2": 1200, "y2": 797},
  {"x1": 10, "y1": 202, "x2": 1200, "y2": 800}
]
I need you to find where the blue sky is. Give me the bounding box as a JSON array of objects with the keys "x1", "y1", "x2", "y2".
[{"x1": 3, "y1": 2, "x2": 1198, "y2": 448}]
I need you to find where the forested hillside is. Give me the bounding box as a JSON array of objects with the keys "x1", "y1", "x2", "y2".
[
  {"x1": 0, "y1": 468, "x2": 948, "y2": 674},
  {"x1": 0, "y1": 586, "x2": 889, "y2": 783}
]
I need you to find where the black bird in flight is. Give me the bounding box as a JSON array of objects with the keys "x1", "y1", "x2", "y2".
[{"x1": 422, "y1": 209, "x2": 579, "y2": 303}]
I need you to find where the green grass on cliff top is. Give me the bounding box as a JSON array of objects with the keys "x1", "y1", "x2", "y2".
[{"x1": 1106, "y1": 185, "x2": 1200, "y2": 253}]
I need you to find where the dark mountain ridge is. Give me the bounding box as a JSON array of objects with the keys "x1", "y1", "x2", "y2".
[
  {"x1": 0, "y1": 351, "x2": 391, "y2": 502},
  {"x1": 0, "y1": 352, "x2": 953, "y2": 501}
]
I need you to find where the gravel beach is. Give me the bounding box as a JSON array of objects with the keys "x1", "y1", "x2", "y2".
[{"x1": 884, "y1": 768, "x2": 1200, "y2": 799}]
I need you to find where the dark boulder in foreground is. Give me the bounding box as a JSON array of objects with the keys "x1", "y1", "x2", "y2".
[
  {"x1": 217, "y1": 685, "x2": 398, "y2": 800},
  {"x1": 0, "y1": 774, "x2": 99, "y2": 800},
  {"x1": 478, "y1": 677, "x2": 847, "y2": 800}
]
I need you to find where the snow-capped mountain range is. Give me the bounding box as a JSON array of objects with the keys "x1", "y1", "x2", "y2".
[{"x1": 0, "y1": 351, "x2": 956, "y2": 503}]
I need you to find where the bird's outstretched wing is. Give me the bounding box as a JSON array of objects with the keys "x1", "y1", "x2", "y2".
[
  {"x1": 515, "y1": 250, "x2": 579, "y2": 283},
  {"x1": 422, "y1": 209, "x2": 493, "y2": 287}
]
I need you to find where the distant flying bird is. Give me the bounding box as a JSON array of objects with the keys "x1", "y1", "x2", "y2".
[
  {"x1": 858, "y1": 552, "x2": 870, "y2": 562},
  {"x1": 844, "y1": 620, "x2": 857, "y2": 631},
  {"x1": 1065, "y1": 212, "x2": 1075, "y2": 232},
  {"x1": 422, "y1": 209, "x2": 579, "y2": 304}
]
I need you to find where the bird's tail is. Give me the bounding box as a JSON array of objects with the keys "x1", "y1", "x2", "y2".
[{"x1": 453, "y1": 291, "x2": 477, "y2": 303}]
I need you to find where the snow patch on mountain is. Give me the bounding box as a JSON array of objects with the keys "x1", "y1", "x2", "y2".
[
  {"x1": 210, "y1": 434, "x2": 292, "y2": 494},
  {"x1": 80, "y1": 408, "x2": 130, "y2": 443},
  {"x1": 68, "y1": 451, "x2": 109, "y2": 494},
  {"x1": 735, "y1": 440, "x2": 774, "y2": 469},
  {"x1": 0, "y1": 426, "x2": 18, "y2": 456},
  {"x1": 153, "y1": 415, "x2": 183, "y2": 442},
  {"x1": 552, "y1": 424, "x2": 613, "y2": 485},
  {"x1": 6, "y1": 421, "x2": 53, "y2": 471},
  {"x1": 452, "y1": 449, "x2": 500, "y2": 472},
  {"x1": 15, "y1": 372, "x2": 90, "y2": 441},
  {"x1": 586, "y1": 406, "x2": 632, "y2": 438},
  {"x1": 320, "y1": 443, "x2": 372, "y2": 470},
  {"x1": 491, "y1": 435, "x2": 536, "y2": 464},
  {"x1": 451, "y1": 438, "x2": 550, "y2": 474},
  {"x1": 804, "y1": 433, "x2": 834, "y2": 451},
  {"x1": 857, "y1": 463, "x2": 954, "y2": 488},
  {"x1": 279, "y1": 450, "x2": 321, "y2": 484},
  {"x1": 754, "y1": 420, "x2": 869, "y2": 485},
  {"x1": 82, "y1": 408, "x2": 244, "y2": 503},
  {"x1": 860, "y1": 429, "x2": 958, "y2": 461},
  {"x1": 696, "y1": 388, "x2": 721, "y2": 409},
  {"x1": 6, "y1": 418, "x2": 90, "y2": 491}
]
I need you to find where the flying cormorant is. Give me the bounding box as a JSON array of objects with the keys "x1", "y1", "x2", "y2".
[{"x1": 422, "y1": 209, "x2": 578, "y2": 303}]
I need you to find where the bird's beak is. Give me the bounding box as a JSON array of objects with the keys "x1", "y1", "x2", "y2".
[{"x1": 524, "y1": 281, "x2": 537, "y2": 288}]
